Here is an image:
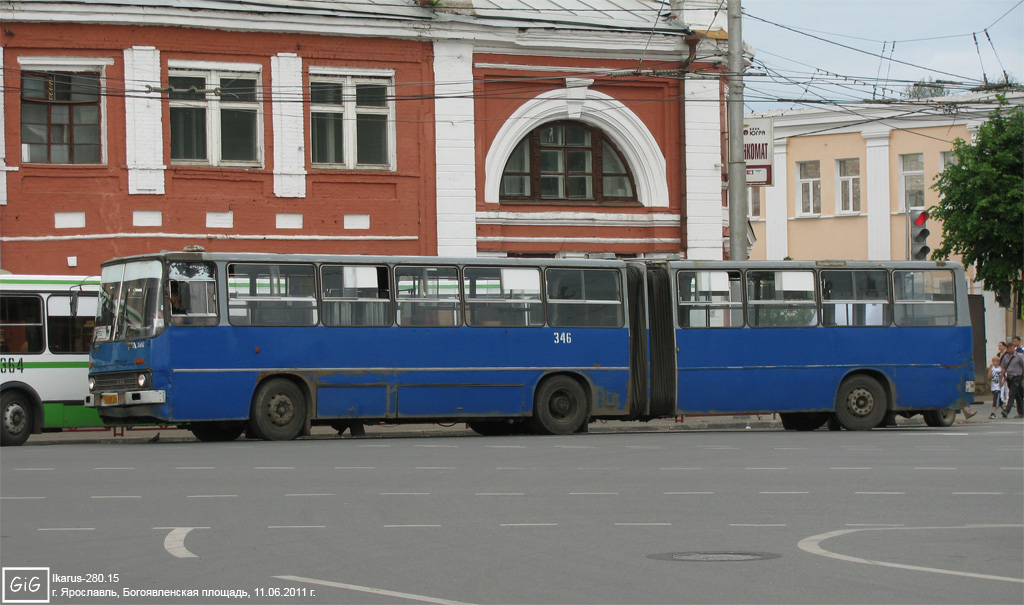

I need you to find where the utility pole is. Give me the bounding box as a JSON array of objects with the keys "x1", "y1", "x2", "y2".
[{"x1": 727, "y1": 0, "x2": 748, "y2": 260}]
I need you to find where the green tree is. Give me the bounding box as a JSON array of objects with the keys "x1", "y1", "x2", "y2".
[
  {"x1": 930, "y1": 101, "x2": 1023, "y2": 301},
  {"x1": 905, "y1": 78, "x2": 951, "y2": 98}
]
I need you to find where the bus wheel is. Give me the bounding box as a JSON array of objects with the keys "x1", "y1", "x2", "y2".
[
  {"x1": 250, "y1": 379, "x2": 306, "y2": 441},
  {"x1": 1, "y1": 391, "x2": 33, "y2": 447},
  {"x1": 834, "y1": 376, "x2": 886, "y2": 431},
  {"x1": 922, "y1": 408, "x2": 957, "y2": 427},
  {"x1": 189, "y1": 422, "x2": 245, "y2": 442},
  {"x1": 533, "y1": 376, "x2": 589, "y2": 435}
]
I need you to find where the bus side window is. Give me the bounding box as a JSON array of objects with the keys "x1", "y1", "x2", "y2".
[
  {"x1": 0, "y1": 295, "x2": 45, "y2": 354},
  {"x1": 47, "y1": 294, "x2": 98, "y2": 354},
  {"x1": 746, "y1": 270, "x2": 817, "y2": 328},
  {"x1": 545, "y1": 268, "x2": 623, "y2": 328},
  {"x1": 820, "y1": 270, "x2": 890, "y2": 327},
  {"x1": 677, "y1": 270, "x2": 742, "y2": 328},
  {"x1": 395, "y1": 266, "x2": 460, "y2": 327},
  {"x1": 321, "y1": 264, "x2": 393, "y2": 327},
  {"x1": 167, "y1": 262, "x2": 219, "y2": 327},
  {"x1": 464, "y1": 267, "x2": 543, "y2": 327},
  {"x1": 893, "y1": 269, "x2": 956, "y2": 327}
]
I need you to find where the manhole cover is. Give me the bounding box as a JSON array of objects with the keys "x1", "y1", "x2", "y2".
[{"x1": 648, "y1": 551, "x2": 780, "y2": 562}]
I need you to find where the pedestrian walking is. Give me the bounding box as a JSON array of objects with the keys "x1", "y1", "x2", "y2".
[
  {"x1": 999, "y1": 342, "x2": 1024, "y2": 418},
  {"x1": 988, "y1": 356, "x2": 1004, "y2": 419}
]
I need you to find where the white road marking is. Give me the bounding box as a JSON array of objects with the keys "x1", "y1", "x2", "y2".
[
  {"x1": 383, "y1": 525, "x2": 442, "y2": 528},
  {"x1": 94, "y1": 467, "x2": 134, "y2": 470},
  {"x1": 760, "y1": 491, "x2": 809, "y2": 494},
  {"x1": 381, "y1": 492, "x2": 430, "y2": 496},
  {"x1": 1, "y1": 496, "x2": 45, "y2": 500},
  {"x1": 952, "y1": 492, "x2": 1004, "y2": 495},
  {"x1": 578, "y1": 467, "x2": 619, "y2": 471},
  {"x1": 625, "y1": 445, "x2": 662, "y2": 450},
  {"x1": 664, "y1": 491, "x2": 714, "y2": 495},
  {"x1": 415, "y1": 444, "x2": 458, "y2": 448},
  {"x1": 176, "y1": 466, "x2": 214, "y2": 470},
  {"x1": 856, "y1": 492, "x2": 905, "y2": 495},
  {"x1": 285, "y1": 493, "x2": 334, "y2": 497},
  {"x1": 554, "y1": 445, "x2": 594, "y2": 449},
  {"x1": 268, "y1": 525, "x2": 326, "y2": 529},
  {"x1": 91, "y1": 495, "x2": 141, "y2": 499},
  {"x1": 846, "y1": 523, "x2": 905, "y2": 527},
  {"x1": 416, "y1": 466, "x2": 456, "y2": 470},
  {"x1": 357, "y1": 444, "x2": 390, "y2": 447},
  {"x1": 798, "y1": 525, "x2": 1024, "y2": 584},
  {"x1": 616, "y1": 522, "x2": 671, "y2": 526},
  {"x1": 14, "y1": 468, "x2": 53, "y2": 471},
  {"x1": 155, "y1": 527, "x2": 208, "y2": 559},
  {"x1": 335, "y1": 466, "x2": 375, "y2": 470},
  {"x1": 570, "y1": 492, "x2": 619, "y2": 495},
  {"x1": 475, "y1": 493, "x2": 524, "y2": 496},
  {"x1": 276, "y1": 575, "x2": 473, "y2": 605},
  {"x1": 831, "y1": 467, "x2": 872, "y2": 470},
  {"x1": 487, "y1": 445, "x2": 526, "y2": 449},
  {"x1": 775, "y1": 447, "x2": 808, "y2": 450},
  {"x1": 660, "y1": 467, "x2": 703, "y2": 470},
  {"x1": 731, "y1": 523, "x2": 786, "y2": 527},
  {"x1": 38, "y1": 527, "x2": 94, "y2": 531},
  {"x1": 255, "y1": 466, "x2": 294, "y2": 470},
  {"x1": 496, "y1": 467, "x2": 536, "y2": 470},
  {"x1": 501, "y1": 523, "x2": 558, "y2": 527},
  {"x1": 186, "y1": 494, "x2": 237, "y2": 498},
  {"x1": 746, "y1": 467, "x2": 788, "y2": 470},
  {"x1": 915, "y1": 467, "x2": 957, "y2": 470},
  {"x1": 1000, "y1": 467, "x2": 1024, "y2": 471}
]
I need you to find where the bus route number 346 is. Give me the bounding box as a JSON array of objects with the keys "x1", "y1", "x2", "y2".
[
  {"x1": 553, "y1": 331, "x2": 572, "y2": 344},
  {"x1": 1, "y1": 357, "x2": 25, "y2": 373}
]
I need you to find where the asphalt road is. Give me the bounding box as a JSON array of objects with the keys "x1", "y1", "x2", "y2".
[{"x1": 1, "y1": 422, "x2": 1022, "y2": 605}]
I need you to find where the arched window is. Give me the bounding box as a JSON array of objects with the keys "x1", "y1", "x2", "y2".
[{"x1": 500, "y1": 121, "x2": 637, "y2": 204}]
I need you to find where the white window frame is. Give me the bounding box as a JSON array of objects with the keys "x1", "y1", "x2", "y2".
[
  {"x1": 899, "y1": 153, "x2": 925, "y2": 211},
  {"x1": 167, "y1": 61, "x2": 264, "y2": 168},
  {"x1": 941, "y1": 150, "x2": 958, "y2": 167},
  {"x1": 835, "y1": 158, "x2": 861, "y2": 215},
  {"x1": 17, "y1": 56, "x2": 114, "y2": 166},
  {"x1": 747, "y1": 186, "x2": 762, "y2": 219},
  {"x1": 308, "y1": 67, "x2": 396, "y2": 171},
  {"x1": 796, "y1": 160, "x2": 821, "y2": 216}
]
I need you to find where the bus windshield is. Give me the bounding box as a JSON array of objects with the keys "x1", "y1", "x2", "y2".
[{"x1": 96, "y1": 260, "x2": 163, "y2": 342}]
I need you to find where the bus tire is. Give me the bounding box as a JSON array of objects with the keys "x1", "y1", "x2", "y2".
[
  {"x1": 189, "y1": 421, "x2": 245, "y2": 442},
  {"x1": 779, "y1": 412, "x2": 828, "y2": 431},
  {"x1": 250, "y1": 379, "x2": 306, "y2": 441},
  {"x1": 1, "y1": 391, "x2": 34, "y2": 447},
  {"x1": 834, "y1": 376, "x2": 887, "y2": 431},
  {"x1": 532, "y1": 376, "x2": 589, "y2": 435},
  {"x1": 922, "y1": 408, "x2": 957, "y2": 427}
]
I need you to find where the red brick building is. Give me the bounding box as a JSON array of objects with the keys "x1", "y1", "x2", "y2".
[{"x1": 0, "y1": 0, "x2": 733, "y2": 275}]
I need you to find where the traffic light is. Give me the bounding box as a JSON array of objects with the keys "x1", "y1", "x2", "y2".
[{"x1": 910, "y1": 209, "x2": 930, "y2": 260}]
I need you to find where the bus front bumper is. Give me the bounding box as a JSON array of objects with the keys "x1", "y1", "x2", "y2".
[{"x1": 85, "y1": 390, "x2": 166, "y2": 407}]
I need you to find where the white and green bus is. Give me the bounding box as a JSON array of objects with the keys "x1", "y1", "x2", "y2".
[{"x1": 1, "y1": 275, "x2": 102, "y2": 446}]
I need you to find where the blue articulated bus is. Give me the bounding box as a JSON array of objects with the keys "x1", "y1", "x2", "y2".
[{"x1": 87, "y1": 249, "x2": 974, "y2": 441}]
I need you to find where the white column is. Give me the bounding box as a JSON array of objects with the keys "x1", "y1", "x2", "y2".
[
  {"x1": 684, "y1": 76, "x2": 724, "y2": 260},
  {"x1": 764, "y1": 139, "x2": 789, "y2": 260},
  {"x1": 124, "y1": 46, "x2": 165, "y2": 194},
  {"x1": 433, "y1": 41, "x2": 477, "y2": 256},
  {"x1": 862, "y1": 129, "x2": 892, "y2": 260},
  {"x1": 271, "y1": 53, "x2": 306, "y2": 198}
]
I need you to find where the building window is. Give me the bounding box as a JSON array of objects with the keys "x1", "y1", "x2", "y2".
[
  {"x1": 310, "y1": 75, "x2": 393, "y2": 169},
  {"x1": 748, "y1": 187, "x2": 762, "y2": 219},
  {"x1": 900, "y1": 153, "x2": 925, "y2": 210},
  {"x1": 20, "y1": 72, "x2": 102, "y2": 164},
  {"x1": 169, "y1": 69, "x2": 262, "y2": 166},
  {"x1": 500, "y1": 121, "x2": 636, "y2": 204},
  {"x1": 941, "y1": 150, "x2": 958, "y2": 167},
  {"x1": 836, "y1": 158, "x2": 861, "y2": 214},
  {"x1": 796, "y1": 161, "x2": 821, "y2": 216}
]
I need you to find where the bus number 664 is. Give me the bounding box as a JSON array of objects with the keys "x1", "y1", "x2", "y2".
[
  {"x1": 553, "y1": 332, "x2": 572, "y2": 344},
  {"x1": 0, "y1": 357, "x2": 25, "y2": 373}
]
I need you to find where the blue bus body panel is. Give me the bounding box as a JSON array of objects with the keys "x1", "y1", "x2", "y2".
[
  {"x1": 134, "y1": 324, "x2": 632, "y2": 423},
  {"x1": 675, "y1": 325, "x2": 973, "y2": 415}
]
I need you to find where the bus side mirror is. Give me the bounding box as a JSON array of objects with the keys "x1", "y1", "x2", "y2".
[{"x1": 71, "y1": 292, "x2": 79, "y2": 318}]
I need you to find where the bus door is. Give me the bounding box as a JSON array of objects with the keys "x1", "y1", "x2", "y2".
[{"x1": 642, "y1": 263, "x2": 677, "y2": 417}]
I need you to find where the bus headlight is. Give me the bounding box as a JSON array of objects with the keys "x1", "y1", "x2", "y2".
[
  {"x1": 137, "y1": 373, "x2": 148, "y2": 388},
  {"x1": 88, "y1": 376, "x2": 95, "y2": 390}
]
